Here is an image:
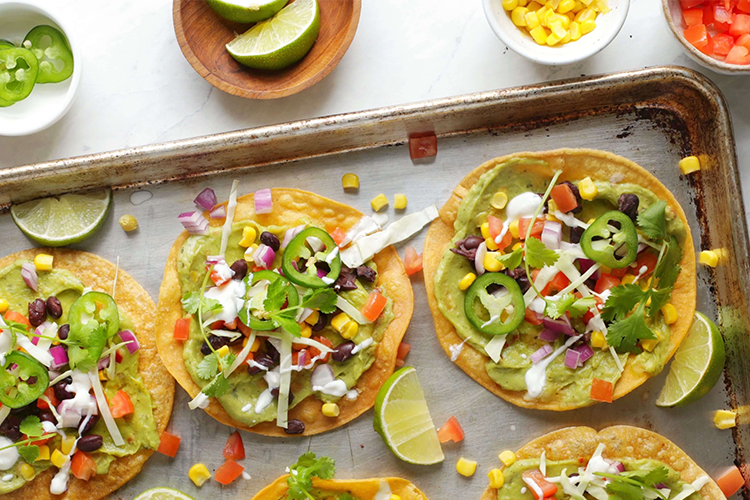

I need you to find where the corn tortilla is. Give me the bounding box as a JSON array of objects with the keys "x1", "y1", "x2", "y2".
[{"x1": 253, "y1": 476, "x2": 429, "y2": 500}]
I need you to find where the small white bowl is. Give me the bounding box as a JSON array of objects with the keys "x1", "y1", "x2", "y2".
[
  {"x1": 0, "y1": 1, "x2": 81, "y2": 136},
  {"x1": 482, "y1": 0, "x2": 631, "y2": 66},
  {"x1": 663, "y1": 0, "x2": 750, "y2": 75}
]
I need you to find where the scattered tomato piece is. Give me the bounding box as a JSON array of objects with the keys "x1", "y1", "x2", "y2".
[
  {"x1": 408, "y1": 134, "x2": 437, "y2": 160},
  {"x1": 174, "y1": 317, "x2": 191, "y2": 341},
  {"x1": 404, "y1": 246, "x2": 423, "y2": 275},
  {"x1": 157, "y1": 432, "x2": 181, "y2": 458},
  {"x1": 716, "y1": 466, "x2": 745, "y2": 497},
  {"x1": 109, "y1": 390, "x2": 134, "y2": 418},
  {"x1": 330, "y1": 227, "x2": 346, "y2": 246},
  {"x1": 223, "y1": 431, "x2": 246, "y2": 460},
  {"x1": 518, "y1": 219, "x2": 545, "y2": 240},
  {"x1": 590, "y1": 378, "x2": 614, "y2": 403},
  {"x1": 37, "y1": 387, "x2": 59, "y2": 410},
  {"x1": 362, "y1": 292, "x2": 388, "y2": 322},
  {"x1": 550, "y1": 183, "x2": 579, "y2": 213},
  {"x1": 215, "y1": 459, "x2": 244, "y2": 485},
  {"x1": 4, "y1": 311, "x2": 30, "y2": 329},
  {"x1": 309, "y1": 335, "x2": 333, "y2": 363},
  {"x1": 437, "y1": 416, "x2": 465, "y2": 444},
  {"x1": 70, "y1": 451, "x2": 96, "y2": 481},
  {"x1": 594, "y1": 273, "x2": 621, "y2": 294},
  {"x1": 522, "y1": 469, "x2": 558, "y2": 500}
]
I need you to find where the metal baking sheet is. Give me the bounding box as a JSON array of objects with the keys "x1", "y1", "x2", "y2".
[{"x1": 0, "y1": 65, "x2": 746, "y2": 500}]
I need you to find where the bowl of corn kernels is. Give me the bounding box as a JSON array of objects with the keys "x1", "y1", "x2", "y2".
[{"x1": 482, "y1": 0, "x2": 631, "y2": 65}]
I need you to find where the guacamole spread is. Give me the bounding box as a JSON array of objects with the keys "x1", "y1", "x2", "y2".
[{"x1": 434, "y1": 158, "x2": 687, "y2": 407}]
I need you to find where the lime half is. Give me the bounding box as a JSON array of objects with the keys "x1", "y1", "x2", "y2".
[
  {"x1": 226, "y1": 0, "x2": 320, "y2": 70},
  {"x1": 206, "y1": 0, "x2": 288, "y2": 23},
  {"x1": 11, "y1": 189, "x2": 112, "y2": 246},
  {"x1": 656, "y1": 312, "x2": 726, "y2": 407},
  {"x1": 374, "y1": 367, "x2": 444, "y2": 465},
  {"x1": 133, "y1": 487, "x2": 195, "y2": 500}
]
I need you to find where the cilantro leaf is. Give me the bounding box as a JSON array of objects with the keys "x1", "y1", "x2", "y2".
[
  {"x1": 641, "y1": 466, "x2": 669, "y2": 487},
  {"x1": 196, "y1": 353, "x2": 219, "y2": 380},
  {"x1": 273, "y1": 310, "x2": 301, "y2": 337},
  {"x1": 496, "y1": 247, "x2": 523, "y2": 270},
  {"x1": 647, "y1": 287, "x2": 673, "y2": 318},
  {"x1": 606, "y1": 303, "x2": 656, "y2": 353},
  {"x1": 637, "y1": 200, "x2": 668, "y2": 241},
  {"x1": 68, "y1": 323, "x2": 108, "y2": 372},
  {"x1": 18, "y1": 444, "x2": 39, "y2": 464},
  {"x1": 202, "y1": 374, "x2": 229, "y2": 398},
  {"x1": 601, "y1": 284, "x2": 647, "y2": 322},
  {"x1": 653, "y1": 236, "x2": 682, "y2": 289},
  {"x1": 524, "y1": 237, "x2": 559, "y2": 269},
  {"x1": 605, "y1": 476, "x2": 645, "y2": 500},
  {"x1": 264, "y1": 278, "x2": 291, "y2": 314},
  {"x1": 287, "y1": 453, "x2": 336, "y2": 500},
  {"x1": 219, "y1": 353, "x2": 236, "y2": 373},
  {"x1": 181, "y1": 292, "x2": 221, "y2": 315},
  {"x1": 5, "y1": 319, "x2": 28, "y2": 334},
  {"x1": 19, "y1": 415, "x2": 43, "y2": 438},
  {"x1": 300, "y1": 288, "x2": 338, "y2": 314},
  {"x1": 597, "y1": 466, "x2": 670, "y2": 500},
  {"x1": 545, "y1": 294, "x2": 596, "y2": 320}
]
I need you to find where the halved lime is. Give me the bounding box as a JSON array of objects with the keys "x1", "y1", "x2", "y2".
[
  {"x1": 11, "y1": 189, "x2": 112, "y2": 246},
  {"x1": 206, "y1": 0, "x2": 288, "y2": 23},
  {"x1": 656, "y1": 312, "x2": 726, "y2": 407},
  {"x1": 133, "y1": 487, "x2": 195, "y2": 500},
  {"x1": 225, "y1": 0, "x2": 320, "y2": 70},
  {"x1": 373, "y1": 367, "x2": 444, "y2": 465}
]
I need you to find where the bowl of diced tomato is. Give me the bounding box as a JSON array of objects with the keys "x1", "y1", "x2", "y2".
[{"x1": 664, "y1": 0, "x2": 750, "y2": 74}]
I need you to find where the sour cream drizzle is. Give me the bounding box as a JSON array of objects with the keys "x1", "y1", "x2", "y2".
[
  {"x1": 525, "y1": 335, "x2": 581, "y2": 399},
  {"x1": 495, "y1": 192, "x2": 543, "y2": 244}
]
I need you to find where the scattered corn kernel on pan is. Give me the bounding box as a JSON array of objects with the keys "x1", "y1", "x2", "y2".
[{"x1": 0, "y1": 65, "x2": 746, "y2": 500}]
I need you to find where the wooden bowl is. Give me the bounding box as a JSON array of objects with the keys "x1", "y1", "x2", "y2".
[{"x1": 173, "y1": 0, "x2": 361, "y2": 99}]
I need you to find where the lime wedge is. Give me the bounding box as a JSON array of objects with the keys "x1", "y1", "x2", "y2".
[
  {"x1": 11, "y1": 189, "x2": 112, "y2": 246},
  {"x1": 373, "y1": 367, "x2": 444, "y2": 465},
  {"x1": 656, "y1": 312, "x2": 726, "y2": 407},
  {"x1": 206, "y1": 0, "x2": 288, "y2": 23},
  {"x1": 133, "y1": 487, "x2": 195, "y2": 500},
  {"x1": 225, "y1": 0, "x2": 320, "y2": 70}
]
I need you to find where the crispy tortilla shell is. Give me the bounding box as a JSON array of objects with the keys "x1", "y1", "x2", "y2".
[{"x1": 252, "y1": 475, "x2": 429, "y2": 500}]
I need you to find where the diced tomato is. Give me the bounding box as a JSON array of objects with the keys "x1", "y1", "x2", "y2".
[
  {"x1": 590, "y1": 378, "x2": 614, "y2": 403},
  {"x1": 362, "y1": 292, "x2": 388, "y2": 322},
  {"x1": 403, "y1": 246, "x2": 423, "y2": 276},
  {"x1": 309, "y1": 336, "x2": 333, "y2": 363},
  {"x1": 704, "y1": 3, "x2": 716, "y2": 24},
  {"x1": 726, "y1": 44, "x2": 750, "y2": 63},
  {"x1": 519, "y1": 219, "x2": 545, "y2": 240},
  {"x1": 681, "y1": 0, "x2": 705, "y2": 8},
  {"x1": 251, "y1": 265, "x2": 264, "y2": 273},
  {"x1": 4, "y1": 311, "x2": 30, "y2": 329},
  {"x1": 683, "y1": 7, "x2": 704, "y2": 25},
  {"x1": 713, "y1": 33, "x2": 736, "y2": 54},
  {"x1": 488, "y1": 215, "x2": 503, "y2": 240},
  {"x1": 292, "y1": 349, "x2": 308, "y2": 366},
  {"x1": 109, "y1": 390, "x2": 135, "y2": 419},
  {"x1": 740, "y1": 0, "x2": 750, "y2": 12},
  {"x1": 330, "y1": 227, "x2": 346, "y2": 246},
  {"x1": 737, "y1": 33, "x2": 750, "y2": 49},
  {"x1": 610, "y1": 266, "x2": 629, "y2": 278},
  {"x1": 210, "y1": 320, "x2": 225, "y2": 330},
  {"x1": 71, "y1": 451, "x2": 96, "y2": 481},
  {"x1": 635, "y1": 252, "x2": 658, "y2": 276},
  {"x1": 541, "y1": 272, "x2": 570, "y2": 296},
  {"x1": 525, "y1": 308, "x2": 544, "y2": 325},
  {"x1": 594, "y1": 273, "x2": 621, "y2": 294},
  {"x1": 157, "y1": 431, "x2": 181, "y2": 458},
  {"x1": 37, "y1": 387, "x2": 59, "y2": 410},
  {"x1": 715, "y1": 20, "x2": 732, "y2": 31},
  {"x1": 210, "y1": 269, "x2": 230, "y2": 286},
  {"x1": 715, "y1": 4, "x2": 734, "y2": 23},
  {"x1": 716, "y1": 466, "x2": 745, "y2": 497},
  {"x1": 397, "y1": 342, "x2": 411, "y2": 361},
  {"x1": 408, "y1": 134, "x2": 437, "y2": 160},
  {"x1": 223, "y1": 431, "x2": 245, "y2": 460},
  {"x1": 699, "y1": 33, "x2": 715, "y2": 55},
  {"x1": 237, "y1": 320, "x2": 253, "y2": 336},
  {"x1": 522, "y1": 469, "x2": 558, "y2": 500},
  {"x1": 684, "y1": 23, "x2": 709, "y2": 48},
  {"x1": 731, "y1": 13, "x2": 750, "y2": 34},
  {"x1": 173, "y1": 317, "x2": 191, "y2": 341},
  {"x1": 436, "y1": 416, "x2": 465, "y2": 444},
  {"x1": 550, "y1": 183, "x2": 579, "y2": 213},
  {"x1": 215, "y1": 459, "x2": 244, "y2": 485}
]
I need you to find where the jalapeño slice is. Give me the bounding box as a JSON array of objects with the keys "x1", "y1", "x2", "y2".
[
  {"x1": 239, "y1": 270, "x2": 299, "y2": 331},
  {"x1": 0, "y1": 47, "x2": 39, "y2": 103},
  {"x1": 464, "y1": 273, "x2": 525, "y2": 336},
  {"x1": 24, "y1": 25, "x2": 74, "y2": 84},
  {"x1": 580, "y1": 211, "x2": 638, "y2": 269},
  {"x1": 66, "y1": 291, "x2": 120, "y2": 370},
  {"x1": 281, "y1": 227, "x2": 341, "y2": 289},
  {"x1": 0, "y1": 351, "x2": 49, "y2": 408}
]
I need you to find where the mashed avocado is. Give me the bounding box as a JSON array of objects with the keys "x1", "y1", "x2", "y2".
[
  {"x1": 499, "y1": 458, "x2": 701, "y2": 500},
  {"x1": 177, "y1": 222, "x2": 394, "y2": 427},
  {"x1": 434, "y1": 159, "x2": 687, "y2": 406},
  {"x1": 0, "y1": 261, "x2": 159, "y2": 495}
]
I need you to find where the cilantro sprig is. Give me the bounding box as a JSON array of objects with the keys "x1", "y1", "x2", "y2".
[
  {"x1": 286, "y1": 452, "x2": 336, "y2": 500},
  {"x1": 0, "y1": 416, "x2": 54, "y2": 464},
  {"x1": 596, "y1": 466, "x2": 670, "y2": 500},
  {"x1": 546, "y1": 293, "x2": 596, "y2": 320},
  {"x1": 255, "y1": 280, "x2": 338, "y2": 337}
]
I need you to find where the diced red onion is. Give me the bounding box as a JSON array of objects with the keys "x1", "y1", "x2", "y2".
[
  {"x1": 612, "y1": 461, "x2": 625, "y2": 473},
  {"x1": 49, "y1": 345, "x2": 68, "y2": 370},
  {"x1": 578, "y1": 259, "x2": 601, "y2": 281},
  {"x1": 178, "y1": 211, "x2": 209, "y2": 235},
  {"x1": 538, "y1": 329, "x2": 560, "y2": 342},
  {"x1": 194, "y1": 187, "x2": 217, "y2": 211},
  {"x1": 98, "y1": 356, "x2": 110, "y2": 370},
  {"x1": 564, "y1": 349, "x2": 581, "y2": 369},
  {"x1": 531, "y1": 345, "x2": 553, "y2": 364},
  {"x1": 31, "y1": 335, "x2": 39, "y2": 346},
  {"x1": 655, "y1": 482, "x2": 667, "y2": 489},
  {"x1": 209, "y1": 204, "x2": 226, "y2": 219},
  {"x1": 311, "y1": 364, "x2": 334, "y2": 387},
  {"x1": 542, "y1": 315, "x2": 575, "y2": 336},
  {"x1": 254, "y1": 188, "x2": 272, "y2": 214},
  {"x1": 281, "y1": 225, "x2": 305, "y2": 250},
  {"x1": 297, "y1": 350, "x2": 308, "y2": 368},
  {"x1": 541, "y1": 221, "x2": 562, "y2": 250},
  {"x1": 252, "y1": 244, "x2": 276, "y2": 269},
  {"x1": 316, "y1": 268, "x2": 327, "y2": 279},
  {"x1": 21, "y1": 263, "x2": 38, "y2": 291},
  {"x1": 573, "y1": 343, "x2": 595, "y2": 364},
  {"x1": 475, "y1": 241, "x2": 488, "y2": 275},
  {"x1": 118, "y1": 330, "x2": 140, "y2": 355}
]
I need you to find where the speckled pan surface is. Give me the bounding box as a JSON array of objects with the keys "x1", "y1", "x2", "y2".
[{"x1": 0, "y1": 66, "x2": 744, "y2": 500}]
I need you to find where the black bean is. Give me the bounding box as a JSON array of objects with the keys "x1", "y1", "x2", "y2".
[
  {"x1": 355, "y1": 266, "x2": 377, "y2": 283},
  {"x1": 271, "y1": 387, "x2": 294, "y2": 404},
  {"x1": 311, "y1": 313, "x2": 329, "y2": 332},
  {"x1": 200, "y1": 335, "x2": 232, "y2": 355},
  {"x1": 247, "y1": 353, "x2": 275, "y2": 375},
  {"x1": 79, "y1": 414, "x2": 99, "y2": 435},
  {"x1": 28, "y1": 298, "x2": 47, "y2": 327},
  {"x1": 260, "y1": 231, "x2": 280, "y2": 252},
  {"x1": 284, "y1": 419, "x2": 305, "y2": 434},
  {"x1": 463, "y1": 236, "x2": 484, "y2": 249},
  {"x1": 265, "y1": 340, "x2": 280, "y2": 364},
  {"x1": 77, "y1": 434, "x2": 103, "y2": 452},
  {"x1": 9, "y1": 402, "x2": 39, "y2": 415},
  {"x1": 504, "y1": 267, "x2": 531, "y2": 294},
  {"x1": 57, "y1": 324, "x2": 70, "y2": 340},
  {"x1": 332, "y1": 341, "x2": 355, "y2": 362},
  {"x1": 45, "y1": 296, "x2": 62, "y2": 319},
  {"x1": 333, "y1": 266, "x2": 358, "y2": 292},
  {"x1": 230, "y1": 260, "x2": 248, "y2": 281},
  {"x1": 618, "y1": 193, "x2": 640, "y2": 220},
  {"x1": 451, "y1": 245, "x2": 477, "y2": 262},
  {"x1": 0, "y1": 415, "x2": 22, "y2": 441},
  {"x1": 54, "y1": 377, "x2": 75, "y2": 401},
  {"x1": 569, "y1": 226, "x2": 584, "y2": 244},
  {"x1": 39, "y1": 411, "x2": 55, "y2": 423}
]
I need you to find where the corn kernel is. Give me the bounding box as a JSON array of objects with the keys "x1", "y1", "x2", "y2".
[
  {"x1": 530, "y1": 26, "x2": 548, "y2": 44},
  {"x1": 512, "y1": 242, "x2": 523, "y2": 251},
  {"x1": 481, "y1": 222, "x2": 491, "y2": 239},
  {"x1": 590, "y1": 331, "x2": 607, "y2": 349},
  {"x1": 546, "y1": 213, "x2": 560, "y2": 223},
  {"x1": 546, "y1": 0, "x2": 561, "y2": 8},
  {"x1": 457, "y1": 457, "x2": 477, "y2": 477},
  {"x1": 661, "y1": 303, "x2": 677, "y2": 325},
  {"x1": 332, "y1": 312, "x2": 359, "y2": 339},
  {"x1": 580, "y1": 19, "x2": 596, "y2": 33},
  {"x1": 558, "y1": 0, "x2": 576, "y2": 13},
  {"x1": 546, "y1": 30, "x2": 563, "y2": 46},
  {"x1": 119, "y1": 214, "x2": 139, "y2": 232},
  {"x1": 714, "y1": 410, "x2": 738, "y2": 430},
  {"x1": 699, "y1": 250, "x2": 719, "y2": 267},
  {"x1": 569, "y1": 22, "x2": 582, "y2": 40},
  {"x1": 484, "y1": 252, "x2": 503, "y2": 272},
  {"x1": 577, "y1": 177, "x2": 597, "y2": 200},
  {"x1": 528, "y1": 1, "x2": 543, "y2": 10},
  {"x1": 502, "y1": 0, "x2": 519, "y2": 10},
  {"x1": 394, "y1": 194, "x2": 408, "y2": 210},
  {"x1": 491, "y1": 191, "x2": 509, "y2": 210},
  {"x1": 20, "y1": 462, "x2": 35, "y2": 481},
  {"x1": 243, "y1": 336, "x2": 261, "y2": 352},
  {"x1": 555, "y1": 13, "x2": 570, "y2": 28},
  {"x1": 459, "y1": 273, "x2": 477, "y2": 291},
  {"x1": 305, "y1": 310, "x2": 320, "y2": 326},
  {"x1": 34, "y1": 254, "x2": 54, "y2": 271},
  {"x1": 322, "y1": 402, "x2": 340, "y2": 417},
  {"x1": 61, "y1": 435, "x2": 76, "y2": 455},
  {"x1": 575, "y1": 7, "x2": 596, "y2": 22},
  {"x1": 36, "y1": 445, "x2": 50, "y2": 462},
  {"x1": 679, "y1": 156, "x2": 701, "y2": 175},
  {"x1": 239, "y1": 226, "x2": 257, "y2": 247},
  {"x1": 300, "y1": 323, "x2": 312, "y2": 338},
  {"x1": 0, "y1": 299, "x2": 9, "y2": 313},
  {"x1": 488, "y1": 469, "x2": 505, "y2": 488},
  {"x1": 331, "y1": 312, "x2": 352, "y2": 332},
  {"x1": 499, "y1": 450, "x2": 517, "y2": 466},
  {"x1": 51, "y1": 449, "x2": 68, "y2": 468},
  {"x1": 371, "y1": 194, "x2": 388, "y2": 212},
  {"x1": 486, "y1": 237, "x2": 499, "y2": 251},
  {"x1": 518, "y1": 0, "x2": 528, "y2": 5},
  {"x1": 341, "y1": 321, "x2": 358, "y2": 340},
  {"x1": 512, "y1": 6, "x2": 529, "y2": 26},
  {"x1": 509, "y1": 220, "x2": 520, "y2": 238},
  {"x1": 189, "y1": 463, "x2": 212, "y2": 487},
  {"x1": 549, "y1": 22, "x2": 566, "y2": 39},
  {"x1": 99, "y1": 369, "x2": 108, "y2": 381},
  {"x1": 620, "y1": 274, "x2": 636, "y2": 285},
  {"x1": 640, "y1": 277, "x2": 653, "y2": 291},
  {"x1": 390, "y1": 496, "x2": 402, "y2": 500},
  {"x1": 641, "y1": 330, "x2": 661, "y2": 352},
  {"x1": 216, "y1": 345, "x2": 230, "y2": 357},
  {"x1": 342, "y1": 173, "x2": 360, "y2": 190}
]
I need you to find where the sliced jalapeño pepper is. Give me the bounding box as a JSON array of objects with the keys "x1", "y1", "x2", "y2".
[
  {"x1": 281, "y1": 227, "x2": 341, "y2": 289},
  {"x1": 0, "y1": 42, "x2": 17, "y2": 107},
  {"x1": 239, "y1": 270, "x2": 299, "y2": 331},
  {"x1": 464, "y1": 272, "x2": 525, "y2": 336},
  {"x1": 0, "y1": 351, "x2": 49, "y2": 409},
  {"x1": 580, "y1": 211, "x2": 638, "y2": 269},
  {"x1": 0, "y1": 47, "x2": 39, "y2": 103},
  {"x1": 24, "y1": 25, "x2": 74, "y2": 84}
]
